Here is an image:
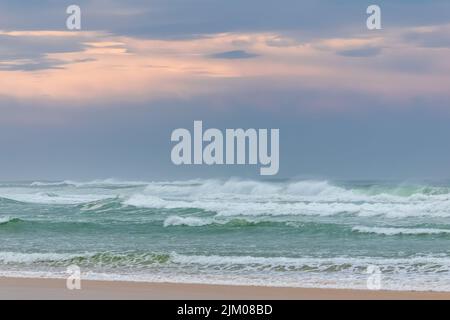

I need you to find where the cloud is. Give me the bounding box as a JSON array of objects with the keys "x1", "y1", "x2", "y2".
[
  {"x1": 403, "y1": 25, "x2": 450, "y2": 48},
  {"x1": 0, "y1": 57, "x2": 96, "y2": 72},
  {"x1": 0, "y1": 33, "x2": 84, "y2": 59},
  {"x1": 0, "y1": 31, "x2": 104, "y2": 71},
  {"x1": 337, "y1": 46, "x2": 382, "y2": 57},
  {"x1": 0, "y1": 26, "x2": 449, "y2": 109},
  {"x1": 2, "y1": 0, "x2": 450, "y2": 41},
  {"x1": 266, "y1": 36, "x2": 299, "y2": 47},
  {"x1": 209, "y1": 50, "x2": 258, "y2": 59},
  {"x1": 0, "y1": 58, "x2": 66, "y2": 71}
]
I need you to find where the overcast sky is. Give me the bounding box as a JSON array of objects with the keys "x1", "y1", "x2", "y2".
[{"x1": 1, "y1": 0, "x2": 450, "y2": 181}]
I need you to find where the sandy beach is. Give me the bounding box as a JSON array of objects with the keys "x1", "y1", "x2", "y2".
[{"x1": 0, "y1": 277, "x2": 449, "y2": 300}]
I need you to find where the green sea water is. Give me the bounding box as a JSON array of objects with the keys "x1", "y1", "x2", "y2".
[{"x1": 0, "y1": 179, "x2": 449, "y2": 291}]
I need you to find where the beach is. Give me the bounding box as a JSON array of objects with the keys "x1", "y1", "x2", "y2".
[{"x1": 1, "y1": 277, "x2": 449, "y2": 300}]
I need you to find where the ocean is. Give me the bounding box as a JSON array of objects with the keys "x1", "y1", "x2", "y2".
[{"x1": 0, "y1": 178, "x2": 449, "y2": 291}]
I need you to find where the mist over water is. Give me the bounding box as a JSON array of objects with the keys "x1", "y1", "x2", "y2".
[{"x1": 0, "y1": 178, "x2": 449, "y2": 291}]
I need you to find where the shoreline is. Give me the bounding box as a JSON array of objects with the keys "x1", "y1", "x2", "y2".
[{"x1": 1, "y1": 277, "x2": 449, "y2": 300}]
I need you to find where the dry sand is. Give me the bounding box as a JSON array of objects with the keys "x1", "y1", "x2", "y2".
[{"x1": 0, "y1": 277, "x2": 449, "y2": 300}]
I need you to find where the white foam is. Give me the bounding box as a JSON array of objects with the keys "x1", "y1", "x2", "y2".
[
  {"x1": 170, "y1": 253, "x2": 450, "y2": 273},
  {"x1": 0, "y1": 252, "x2": 83, "y2": 264},
  {"x1": 353, "y1": 226, "x2": 450, "y2": 236},
  {"x1": 123, "y1": 194, "x2": 175, "y2": 208},
  {"x1": 140, "y1": 178, "x2": 450, "y2": 202},
  {"x1": 30, "y1": 179, "x2": 149, "y2": 188},
  {"x1": 0, "y1": 192, "x2": 113, "y2": 205},
  {"x1": 2, "y1": 251, "x2": 449, "y2": 274},
  {"x1": 30, "y1": 181, "x2": 69, "y2": 187},
  {"x1": 0, "y1": 216, "x2": 14, "y2": 224},
  {"x1": 142, "y1": 179, "x2": 346, "y2": 199},
  {"x1": 163, "y1": 216, "x2": 213, "y2": 227},
  {"x1": 122, "y1": 193, "x2": 450, "y2": 218}
]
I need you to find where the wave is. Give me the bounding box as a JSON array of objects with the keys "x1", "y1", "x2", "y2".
[
  {"x1": 0, "y1": 251, "x2": 170, "y2": 267},
  {"x1": 123, "y1": 194, "x2": 176, "y2": 209},
  {"x1": 0, "y1": 216, "x2": 158, "y2": 231},
  {"x1": 7, "y1": 178, "x2": 450, "y2": 198},
  {"x1": 0, "y1": 216, "x2": 22, "y2": 226},
  {"x1": 0, "y1": 193, "x2": 114, "y2": 205},
  {"x1": 163, "y1": 216, "x2": 213, "y2": 227},
  {"x1": 116, "y1": 179, "x2": 450, "y2": 218},
  {"x1": 169, "y1": 253, "x2": 450, "y2": 274},
  {"x1": 30, "y1": 179, "x2": 150, "y2": 188},
  {"x1": 163, "y1": 214, "x2": 450, "y2": 235},
  {"x1": 5, "y1": 178, "x2": 450, "y2": 218},
  {"x1": 163, "y1": 215, "x2": 272, "y2": 227},
  {"x1": 142, "y1": 179, "x2": 350, "y2": 199},
  {"x1": 353, "y1": 226, "x2": 450, "y2": 236},
  {"x1": 1, "y1": 251, "x2": 449, "y2": 274},
  {"x1": 0, "y1": 210, "x2": 340, "y2": 231},
  {"x1": 141, "y1": 178, "x2": 450, "y2": 200},
  {"x1": 0, "y1": 252, "x2": 85, "y2": 264},
  {"x1": 78, "y1": 197, "x2": 125, "y2": 213},
  {"x1": 30, "y1": 181, "x2": 73, "y2": 187},
  {"x1": 123, "y1": 194, "x2": 450, "y2": 218},
  {"x1": 0, "y1": 196, "x2": 26, "y2": 205}
]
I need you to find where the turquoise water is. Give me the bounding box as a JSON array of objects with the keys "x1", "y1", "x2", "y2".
[{"x1": 0, "y1": 179, "x2": 449, "y2": 291}]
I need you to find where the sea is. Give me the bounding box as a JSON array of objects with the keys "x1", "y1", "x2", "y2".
[{"x1": 0, "y1": 178, "x2": 449, "y2": 291}]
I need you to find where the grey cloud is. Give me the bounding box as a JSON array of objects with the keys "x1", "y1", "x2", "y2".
[
  {"x1": 337, "y1": 46, "x2": 382, "y2": 57},
  {"x1": 0, "y1": 57, "x2": 96, "y2": 72},
  {"x1": 0, "y1": 34, "x2": 92, "y2": 71},
  {"x1": 0, "y1": 59, "x2": 66, "y2": 71},
  {"x1": 209, "y1": 50, "x2": 259, "y2": 59},
  {"x1": 3, "y1": 0, "x2": 450, "y2": 41},
  {"x1": 374, "y1": 55, "x2": 435, "y2": 74},
  {"x1": 0, "y1": 34, "x2": 85, "y2": 60},
  {"x1": 403, "y1": 29, "x2": 450, "y2": 48}
]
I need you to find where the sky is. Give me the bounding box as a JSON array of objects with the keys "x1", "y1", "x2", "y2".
[{"x1": 1, "y1": 0, "x2": 450, "y2": 181}]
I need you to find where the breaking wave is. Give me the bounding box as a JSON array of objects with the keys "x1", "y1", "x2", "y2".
[
  {"x1": 0, "y1": 216, "x2": 22, "y2": 226},
  {"x1": 1, "y1": 251, "x2": 449, "y2": 276},
  {"x1": 353, "y1": 226, "x2": 450, "y2": 236},
  {"x1": 29, "y1": 179, "x2": 149, "y2": 188}
]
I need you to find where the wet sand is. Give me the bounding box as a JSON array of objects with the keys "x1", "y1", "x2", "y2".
[{"x1": 0, "y1": 277, "x2": 449, "y2": 300}]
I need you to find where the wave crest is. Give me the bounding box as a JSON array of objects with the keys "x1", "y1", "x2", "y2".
[
  {"x1": 353, "y1": 226, "x2": 450, "y2": 236},
  {"x1": 0, "y1": 216, "x2": 22, "y2": 226}
]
